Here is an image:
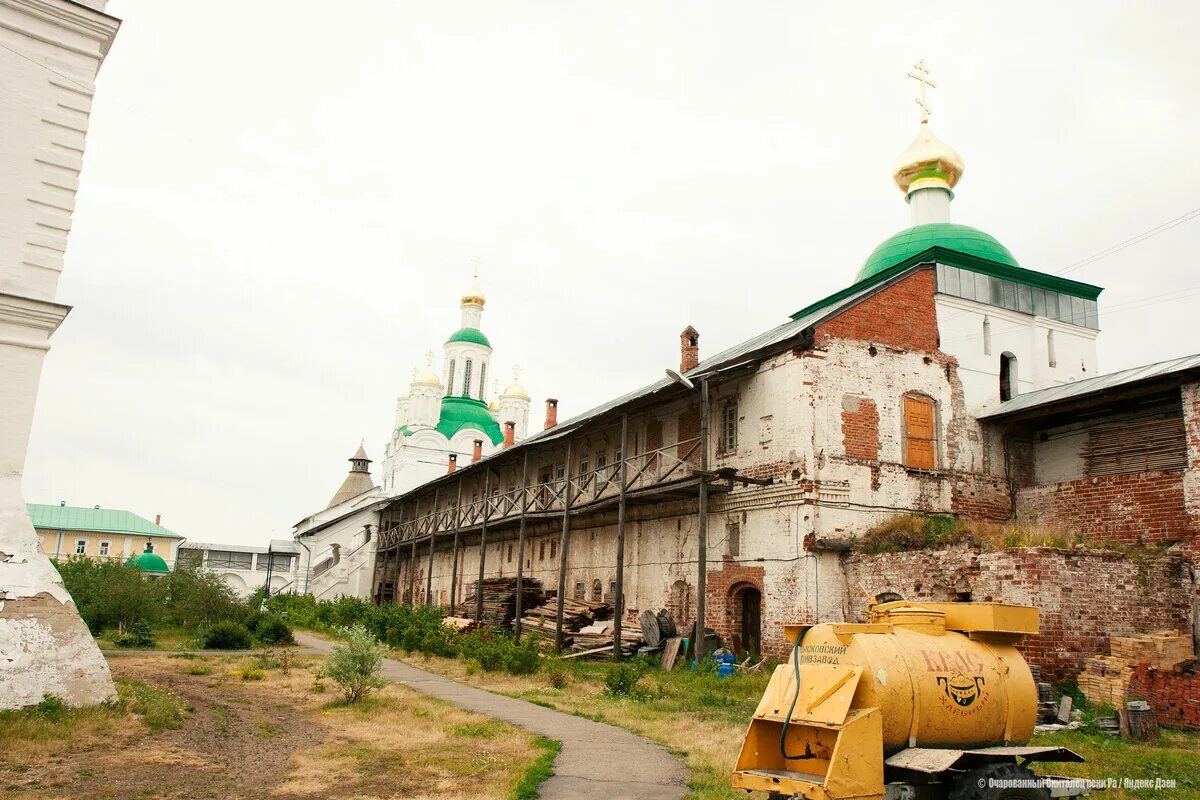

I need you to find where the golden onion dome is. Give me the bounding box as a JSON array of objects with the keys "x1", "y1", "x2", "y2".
[
  {"x1": 892, "y1": 125, "x2": 964, "y2": 196},
  {"x1": 413, "y1": 368, "x2": 442, "y2": 387},
  {"x1": 501, "y1": 381, "x2": 530, "y2": 400},
  {"x1": 461, "y1": 279, "x2": 486, "y2": 307}
]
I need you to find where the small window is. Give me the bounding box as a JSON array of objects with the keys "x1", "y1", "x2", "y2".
[
  {"x1": 596, "y1": 453, "x2": 607, "y2": 472},
  {"x1": 550, "y1": 539, "x2": 557, "y2": 559},
  {"x1": 592, "y1": 579, "x2": 603, "y2": 601},
  {"x1": 539, "y1": 540, "x2": 546, "y2": 561},
  {"x1": 726, "y1": 522, "x2": 740, "y2": 557},
  {"x1": 478, "y1": 362, "x2": 487, "y2": 400},
  {"x1": 1000, "y1": 353, "x2": 1018, "y2": 402},
  {"x1": 720, "y1": 400, "x2": 738, "y2": 453},
  {"x1": 99, "y1": 541, "x2": 110, "y2": 556},
  {"x1": 446, "y1": 359, "x2": 456, "y2": 394},
  {"x1": 506, "y1": 544, "x2": 513, "y2": 563},
  {"x1": 902, "y1": 395, "x2": 937, "y2": 470},
  {"x1": 462, "y1": 359, "x2": 473, "y2": 398},
  {"x1": 574, "y1": 581, "x2": 586, "y2": 600},
  {"x1": 609, "y1": 580, "x2": 617, "y2": 599},
  {"x1": 579, "y1": 457, "x2": 589, "y2": 476},
  {"x1": 75, "y1": 539, "x2": 86, "y2": 555},
  {"x1": 1047, "y1": 330, "x2": 1057, "y2": 368},
  {"x1": 554, "y1": 463, "x2": 564, "y2": 480}
]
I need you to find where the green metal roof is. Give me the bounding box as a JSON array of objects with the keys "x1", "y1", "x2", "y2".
[
  {"x1": 394, "y1": 424, "x2": 413, "y2": 438},
  {"x1": 129, "y1": 551, "x2": 171, "y2": 574},
  {"x1": 857, "y1": 223, "x2": 1017, "y2": 282},
  {"x1": 27, "y1": 504, "x2": 184, "y2": 539},
  {"x1": 446, "y1": 327, "x2": 491, "y2": 347},
  {"x1": 436, "y1": 396, "x2": 504, "y2": 445}
]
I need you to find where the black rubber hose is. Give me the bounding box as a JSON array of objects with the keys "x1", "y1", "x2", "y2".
[{"x1": 779, "y1": 630, "x2": 807, "y2": 760}]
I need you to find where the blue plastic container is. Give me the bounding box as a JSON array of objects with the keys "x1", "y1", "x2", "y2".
[{"x1": 717, "y1": 662, "x2": 735, "y2": 679}]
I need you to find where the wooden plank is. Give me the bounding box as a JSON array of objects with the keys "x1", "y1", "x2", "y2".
[{"x1": 661, "y1": 637, "x2": 683, "y2": 671}]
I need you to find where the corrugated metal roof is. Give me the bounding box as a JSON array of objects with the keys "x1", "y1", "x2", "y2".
[
  {"x1": 978, "y1": 352, "x2": 1200, "y2": 420},
  {"x1": 27, "y1": 504, "x2": 184, "y2": 539},
  {"x1": 381, "y1": 268, "x2": 918, "y2": 504}
]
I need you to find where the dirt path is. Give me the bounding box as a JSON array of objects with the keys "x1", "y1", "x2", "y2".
[{"x1": 297, "y1": 632, "x2": 689, "y2": 800}]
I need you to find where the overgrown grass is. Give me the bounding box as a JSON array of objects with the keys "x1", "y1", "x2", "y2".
[
  {"x1": 510, "y1": 736, "x2": 560, "y2": 800},
  {"x1": 858, "y1": 513, "x2": 1087, "y2": 553},
  {"x1": 117, "y1": 679, "x2": 187, "y2": 731},
  {"x1": 1031, "y1": 728, "x2": 1200, "y2": 799}
]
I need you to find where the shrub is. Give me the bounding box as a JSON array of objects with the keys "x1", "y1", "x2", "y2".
[
  {"x1": 324, "y1": 625, "x2": 387, "y2": 703},
  {"x1": 543, "y1": 660, "x2": 570, "y2": 689},
  {"x1": 460, "y1": 630, "x2": 508, "y2": 672},
  {"x1": 115, "y1": 618, "x2": 157, "y2": 649},
  {"x1": 160, "y1": 568, "x2": 240, "y2": 629},
  {"x1": 203, "y1": 621, "x2": 253, "y2": 650},
  {"x1": 237, "y1": 665, "x2": 265, "y2": 681},
  {"x1": 604, "y1": 661, "x2": 647, "y2": 697},
  {"x1": 254, "y1": 615, "x2": 295, "y2": 645},
  {"x1": 30, "y1": 694, "x2": 69, "y2": 723},
  {"x1": 507, "y1": 638, "x2": 542, "y2": 676}
]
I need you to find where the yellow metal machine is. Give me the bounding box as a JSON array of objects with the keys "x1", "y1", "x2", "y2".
[{"x1": 731, "y1": 602, "x2": 1083, "y2": 800}]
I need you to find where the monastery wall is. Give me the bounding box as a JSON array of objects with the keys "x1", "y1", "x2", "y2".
[{"x1": 845, "y1": 545, "x2": 1193, "y2": 683}]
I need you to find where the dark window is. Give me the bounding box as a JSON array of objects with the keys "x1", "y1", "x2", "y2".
[
  {"x1": 208, "y1": 550, "x2": 253, "y2": 570},
  {"x1": 720, "y1": 400, "x2": 738, "y2": 453},
  {"x1": 538, "y1": 540, "x2": 546, "y2": 560},
  {"x1": 463, "y1": 359, "x2": 473, "y2": 397},
  {"x1": 506, "y1": 544, "x2": 513, "y2": 563},
  {"x1": 592, "y1": 579, "x2": 603, "y2": 601},
  {"x1": 446, "y1": 359, "x2": 456, "y2": 394},
  {"x1": 550, "y1": 539, "x2": 557, "y2": 559},
  {"x1": 574, "y1": 581, "x2": 586, "y2": 600},
  {"x1": 1000, "y1": 353, "x2": 1018, "y2": 402}
]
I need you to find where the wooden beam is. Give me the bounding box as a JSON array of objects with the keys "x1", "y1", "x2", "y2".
[
  {"x1": 426, "y1": 486, "x2": 439, "y2": 607},
  {"x1": 554, "y1": 439, "x2": 573, "y2": 652},
  {"x1": 514, "y1": 450, "x2": 530, "y2": 641},
  {"x1": 612, "y1": 414, "x2": 628, "y2": 661},
  {"x1": 449, "y1": 481, "x2": 463, "y2": 611},
  {"x1": 474, "y1": 469, "x2": 490, "y2": 623}
]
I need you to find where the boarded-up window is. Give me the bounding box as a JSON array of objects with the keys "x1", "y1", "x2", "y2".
[
  {"x1": 726, "y1": 521, "x2": 740, "y2": 557},
  {"x1": 1085, "y1": 416, "x2": 1186, "y2": 476},
  {"x1": 903, "y1": 395, "x2": 937, "y2": 470}
]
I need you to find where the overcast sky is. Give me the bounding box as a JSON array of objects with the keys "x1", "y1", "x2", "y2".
[{"x1": 24, "y1": 1, "x2": 1200, "y2": 546}]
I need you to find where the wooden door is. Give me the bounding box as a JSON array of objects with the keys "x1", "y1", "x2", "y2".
[{"x1": 903, "y1": 396, "x2": 936, "y2": 469}]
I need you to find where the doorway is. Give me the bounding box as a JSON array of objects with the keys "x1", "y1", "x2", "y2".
[{"x1": 735, "y1": 586, "x2": 762, "y2": 657}]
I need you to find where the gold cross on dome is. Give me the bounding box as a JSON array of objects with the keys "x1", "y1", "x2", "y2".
[
  {"x1": 425, "y1": 349, "x2": 435, "y2": 367},
  {"x1": 512, "y1": 363, "x2": 523, "y2": 381},
  {"x1": 907, "y1": 59, "x2": 937, "y2": 124}
]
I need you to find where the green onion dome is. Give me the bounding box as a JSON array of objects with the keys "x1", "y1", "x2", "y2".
[{"x1": 857, "y1": 223, "x2": 1018, "y2": 282}]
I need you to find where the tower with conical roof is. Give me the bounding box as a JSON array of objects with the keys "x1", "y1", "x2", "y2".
[
  {"x1": 327, "y1": 443, "x2": 375, "y2": 508},
  {"x1": 380, "y1": 271, "x2": 532, "y2": 495}
]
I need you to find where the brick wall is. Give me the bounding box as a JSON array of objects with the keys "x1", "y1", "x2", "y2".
[
  {"x1": 1183, "y1": 381, "x2": 1200, "y2": 535},
  {"x1": 1127, "y1": 663, "x2": 1200, "y2": 730},
  {"x1": 677, "y1": 405, "x2": 700, "y2": 466},
  {"x1": 841, "y1": 395, "x2": 880, "y2": 461},
  {"x1": 815, "y1": 268, "x2": 939, "y2": 351},
  {"x1": 1017, "y1": 471, "x2": 1191, "y2": 547},
  {"x1": 951, "y1": 473, "x2": 1012, "y2": 520},
  {"x1": 705, "y1": 562, "x2": 765, "y2": 655},
  {"x1": 844, "y1": 545, "x2": 1192, "y2": 683}
]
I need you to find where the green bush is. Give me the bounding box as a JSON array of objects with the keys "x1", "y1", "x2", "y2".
[
  {"x1": 325, "y1": 625, "x2": 387, "y2": 703},
  {"x1": 543, "y1": 660, "x2": 570, "y2": 689},
  {"x1": 202, "y1": 621, "x2": 253, "y2": 650},
  {"x1": 115, "y1": 618, "x2": 157, "y2": 649},
  {"x1": 604, "y1": 661, "x2": 648, "y2": 697},
  {"x1": 30, "y1": 694, "x2": 69, "y2": 723},
  {"x1": 254, "y1": 614, "x2": 294, "y2": 645},
  {"x1": 507, "y1": 638, "x2": 542, "y2": 675}
]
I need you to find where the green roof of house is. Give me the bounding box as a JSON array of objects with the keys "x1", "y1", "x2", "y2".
[
  {"x1": 436, "y1": 396, "x2": 504, "y2": 445},
  {"x1": 129, "y1": 551, "x2": 171, "y2": 574},
  {"x1": 446, "y1": 327, "x2": 491, "y2": 347},
  {"x1": 857, "y1": 223, "x2": 1018, "y2": 282},
  {"x1": 27, "y1": 504, "x2": 185, "y2": 539}
]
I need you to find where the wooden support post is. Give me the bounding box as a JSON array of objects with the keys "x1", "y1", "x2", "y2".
[
  {"x1": 474, "y1": 469, "x2": 491, "y2": 623},
  {"x1": 514, "y1": 451, "x2": 530, "y2": 641},
  {"x1": 694, "y1": 377, "x2": 710, "y2": 660},
  {"x1": 388, "y1": 506, "x2": 405, "y2": 604},
  {"x1": 408, "y1": 502, "x2": 418, "y2": 606},
  {"x1": 426, "y1": 487, "x2": 439, "y2": 608},
  {"x1": 555, "y1": 440, "x2": 574, "y2": 652},
  {"x1": 612, "y1": 414, "x2": 629, "y2": 660},
  {"x1": 449, "y1": 481, "x2": 463, "y2": 613}
]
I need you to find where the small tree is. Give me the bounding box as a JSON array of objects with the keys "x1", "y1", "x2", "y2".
[{"x1": 324, "y1": 625, "x2": 386, "y2": 703}]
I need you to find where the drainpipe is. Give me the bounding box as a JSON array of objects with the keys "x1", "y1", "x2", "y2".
[{"x1": 296, "y1": 534, "x2": 312, "y2": 595}]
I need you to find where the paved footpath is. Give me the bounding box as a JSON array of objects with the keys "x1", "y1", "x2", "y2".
[{"x1": 296, "y1": 632, "x2": 688, "y2": 800}]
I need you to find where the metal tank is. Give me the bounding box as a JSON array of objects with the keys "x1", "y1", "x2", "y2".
[{"x1": 731, "y1": 602, "x2": 1081, "y2": 800}]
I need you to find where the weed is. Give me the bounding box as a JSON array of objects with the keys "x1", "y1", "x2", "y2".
[
  {"x1": 183, "y1": 663, "x2": 213, "y2": 676},
  {"x1": 117, "y1": 680, "x2": 185, "y2": 731},
  {"x1": 237, "y1": 665, "x2": 265, "y2": 681},
  {"x1": 543, "y1": 660, "x2": 570, "y2": 689},
  {"x1": 510, "y1": 736, "x2": 560, "y2": 800},
  {"x1": 450, "y1": 722, "x2": 500, "y2": 738},
  {"x1": 603, "y1": 661, "x2": 648, "y2": 698}
]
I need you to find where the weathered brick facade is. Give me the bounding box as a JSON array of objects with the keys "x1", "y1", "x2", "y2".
[
  {"x1": 814, "y1": 268, "x2": 939, "y2": 351},
  {"x1": 1016, "y1": 471, "x2": 1190, "y2": 547},
  {"x1": 841, "y1": 396, "x2": 880, "y2": 461},
  {"x1": 845, "y1": 545, "x2": 1192, "y2": 683}
]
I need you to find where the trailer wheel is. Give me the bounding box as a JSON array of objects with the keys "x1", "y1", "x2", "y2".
[{"x1": 949, "y1": 762, "x2": 1049, "y2": 800}]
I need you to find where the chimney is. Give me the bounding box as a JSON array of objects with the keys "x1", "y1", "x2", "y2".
[
  {"x1": 447, "y1": 453, "x2": 458, "y2": 474},
  {"x1": 680, "y1": 326, "x2": 699, "y2": 373},
  {"x1": 155, "y1": 514, "x2": 161, "y2": 525},
  {"x1": 544, "y1": 398, "x2": 558, "y2": 430},
  {"x1": 503, "y1": 421, "x2": 516, "y2": 448},
  {"x1": 472, "y1": 439, "x2": 484, "y2": 463}
]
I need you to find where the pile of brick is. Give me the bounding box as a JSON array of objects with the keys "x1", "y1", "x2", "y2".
[{"x1": 1077, "y1": 631, "x2": 1194, "y2": 708}]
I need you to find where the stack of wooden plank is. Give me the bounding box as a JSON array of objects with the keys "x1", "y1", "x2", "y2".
[
  {"x1": 517, "y1": 597, "x2": 625, "y2": 650},
  {"x1": 1076, "y1": 630, "x2": 1194, "y2": 708},
  {"x1": 1109, "y1": 631, "x2": 1193, "y2": 669},
  {"x1": 454, "y1": 577, "x2": 545, "y2": 630}
]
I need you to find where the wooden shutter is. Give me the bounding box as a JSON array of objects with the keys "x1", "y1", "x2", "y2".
[
  {"x1": 904, "y1": 396, "x2": 936, "y2": 469},
  {"x1": 1084, "y1": 416, "x2": 1185, "y2": 477}
]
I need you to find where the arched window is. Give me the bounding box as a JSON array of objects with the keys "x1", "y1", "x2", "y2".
[
  {"x1": 462, "y1": 359, "x2": 473, "y2": 398},
  {"x1": 446, "y1": 359, "x2": 456, "y2": 395},
  {"x1": 902, "y1": 394, "x2": 937, "y2": 470},
  {"x1": 478, "y1": 362, "x2": 487, "y2": 401},
  {"x1": 1000, "y1": 352, "x2": 1018, "y2": 401},
  {"x1": 592, "y1": 579, "x2": 603, "y2": 601}
]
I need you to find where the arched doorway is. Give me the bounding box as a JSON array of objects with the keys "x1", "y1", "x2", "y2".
[{"x1": 732, "y1": 585, "x2": 762, "y2": 656}]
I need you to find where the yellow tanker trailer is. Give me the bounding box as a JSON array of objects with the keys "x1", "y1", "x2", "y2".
[{"x1": 732, "y1": 602, "x2": 1084, "y2": 800}]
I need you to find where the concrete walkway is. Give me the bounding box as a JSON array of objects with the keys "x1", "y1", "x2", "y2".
[{"x1": 296, "y1": 632, "x2": 688, "y2": 800}]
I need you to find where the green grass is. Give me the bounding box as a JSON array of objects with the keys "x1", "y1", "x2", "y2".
[
  {"x1": 1031, "y1": 728, "x2": 1200, "y2": 799},
  {"x1": 450, "y1": 721, "x2": 501, "y2": 738},
  {"x1": 117, "y1": 680, "x2": 186, "y2": 731},
  {"x1": 510, "y1": 735, "x2": 560, "y2": 800}
]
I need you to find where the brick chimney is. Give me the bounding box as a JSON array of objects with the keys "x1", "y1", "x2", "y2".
[
  {"x1": 680, "y1": 326, "x2": 699, "y2": 373},
  {"x1": 471, "y1": 439, "x2": 483, "y2": 463},
  {"x1": 503, "y1": 421, "x2": 515, "y2": 448},
  {"x1": 447, "y1": 453, "x2": 458, "y2": 473},
  {"x1": 544, "y1": 398, "x2": 558, "y2": 430},
  {"x1": 155, "y1": 514, "x2": 161, "y2": 525}
]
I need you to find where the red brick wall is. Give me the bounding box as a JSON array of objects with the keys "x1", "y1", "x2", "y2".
[
  {"x1": 1183, "y1": 381, "x2": 1200, "y2": 534},
  {"x1": 705, "y1": 562, "x2": 765, "y2": 654},
  {"x1": 815, "y1": 267, "x2": 939, "y2": 352},
  {"x1": 1016, "y1": 471, "x2": 1191, "y2": 547},
  {"x1": 1127, "y1": 663, "x2": 1200, "y2": 730},
  {"x1": 842, "y1": 396, "x2": 880, "y2": 461},
  {"x1": 844, "y1": 546, "x2": 1192, "y2": 683},
  {"x1": 677, "y1": 405, "x2": 700, "y2": 466},
  {"x1": 951, "y1": 473, "x2": 1013, "y2": 520}
]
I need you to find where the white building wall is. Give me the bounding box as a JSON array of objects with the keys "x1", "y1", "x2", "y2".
[
  {"x1": 0, "y1": 0, "x2": 119, "y2": 710},
  {"x1": 935, "y1": 295, "x2": 1098, "y2": 414}
]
